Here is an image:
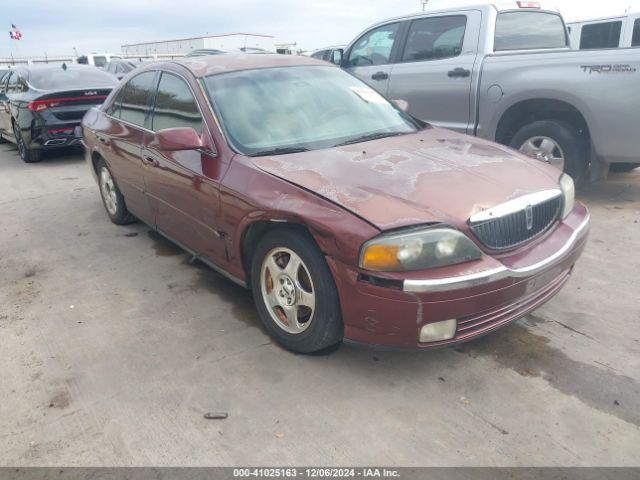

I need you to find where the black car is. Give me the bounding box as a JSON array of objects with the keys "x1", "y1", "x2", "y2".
[
  {"x1": 104, "y1": 59, "x2": 146, "y2": 80},
  {"x1": 0, "y1": 64, "x2": 117, "y2": 162}
]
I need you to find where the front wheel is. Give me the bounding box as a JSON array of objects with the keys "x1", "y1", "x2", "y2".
[
  {"x1": 13, "y1": 123, "x2": 41, "y2": 163},
  {"x1": 250, "y1": 228, "x2": 343, "y2": 353},
  {"x1": 510, "y1": 120, "x2": 588, "y2": 187}
]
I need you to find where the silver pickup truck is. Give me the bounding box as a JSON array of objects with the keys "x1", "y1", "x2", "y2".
[{"x1": 335, "y1": 1, "x2": 640, "y2": 185}]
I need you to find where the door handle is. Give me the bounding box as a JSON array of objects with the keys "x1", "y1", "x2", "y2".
[
  {"x1": 142, "y1": 155, "x2": 159, "y2": 167},
  {"x1": 448, "y1": 68, "x2": 471, "y2": 78},
  {"x1": 371, "y1": 71, "x2": 389, "y2": 81}
]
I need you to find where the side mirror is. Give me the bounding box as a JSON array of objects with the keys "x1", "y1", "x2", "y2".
[
  {"x1": 152, "y1": 127, "x2": 203, "y2": 151},
  {"x1": 392, "y1": 99, "x2": 409, "y2": 112},
  {"x1": 331, "y1": 49, "x2": 344, "y2": 66}
]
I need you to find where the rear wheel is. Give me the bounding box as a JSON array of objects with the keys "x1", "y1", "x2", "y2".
[
  {"x1": 13, "y1": 123, "x2": 41, "y2": 163},
  {"x1": 609, "y1": 163, "x2": 638, "y2": 173},
  {"x1": 96, "y1": 158, "x2": 136, "y2": 225},
  {"x1": 250, "y1": 228, "x2": 343, "y2": 353},
  {"x1": 510, "y1": 120, "x2": 588, "y2": 187}
]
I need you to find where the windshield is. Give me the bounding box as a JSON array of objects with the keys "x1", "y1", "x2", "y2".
[
  {"x1": 203, "y1": 66, "x2": 418, "y2": 156},
  {"x1": 28, "y1": 68, "x2": 117, "y2": 90}
]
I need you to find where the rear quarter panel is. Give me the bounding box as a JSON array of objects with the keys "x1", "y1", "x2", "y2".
[{"x1": 477, "y1": 48, "x2": 640, "y2": 163}]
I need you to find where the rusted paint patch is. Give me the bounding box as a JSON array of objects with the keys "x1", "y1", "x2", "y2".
[{"x1": 252, "y1": 127, "x2": 559, "y2": 231}]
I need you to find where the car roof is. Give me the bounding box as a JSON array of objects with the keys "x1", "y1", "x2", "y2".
[
  {"x1": 163, "y1": 53, "x2": 330, "y2": 78},
  {"x1": 13, "y1": 64, "x2": 99, "y2": 73}
]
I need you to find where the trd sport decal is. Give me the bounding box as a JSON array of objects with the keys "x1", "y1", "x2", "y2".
[{"x1": 580, "y1": 64, "x2": 637, "y2": 74}]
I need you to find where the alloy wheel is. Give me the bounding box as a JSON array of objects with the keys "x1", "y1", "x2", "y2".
[
  {"x1": 99, "y1": 167, "x2": 118, "y2": 215},
  {"x1": 519, "y1": 136, "x2": 565, "y2": 171},
  {"x1": 260, "y1": 247, "x2": 316, "y2": 334}
]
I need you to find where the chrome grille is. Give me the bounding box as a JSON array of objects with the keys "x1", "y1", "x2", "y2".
[{"x1": 469, "y1": 191, "x2": 562, "y2": 250}]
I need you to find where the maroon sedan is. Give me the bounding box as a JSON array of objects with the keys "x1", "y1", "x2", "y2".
[{"x1": 81, "y1": 54, "x2": 589, "y2": 353}]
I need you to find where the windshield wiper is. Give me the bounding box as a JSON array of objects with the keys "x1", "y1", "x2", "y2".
[
  {"x1": 333, "y1": 131, "x2": 406, "y2": 147},
  {"x1": 248, "y1": 146, "x2": 310, "y2": 157}
]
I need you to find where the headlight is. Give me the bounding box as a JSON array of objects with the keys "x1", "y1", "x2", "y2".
[
  {"x1": 359, "y1": 227, "x2": 482, "y2": 272},
  {"x1": 560, "y1": 173, "x2": 575, "y2": 219}
]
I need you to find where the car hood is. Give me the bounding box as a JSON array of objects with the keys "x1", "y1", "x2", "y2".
[{"x1": 250, "y1": 127, "x2": 562, "y2": 231}]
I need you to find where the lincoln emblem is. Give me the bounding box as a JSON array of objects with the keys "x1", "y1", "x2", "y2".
[{"x1": 525, "y1": 204, "x2": 534, "y2": 231}]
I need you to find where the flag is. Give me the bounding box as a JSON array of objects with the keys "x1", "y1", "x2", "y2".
[{"x1": 9, "y1": 24, "x2": 22, "y2": 40}]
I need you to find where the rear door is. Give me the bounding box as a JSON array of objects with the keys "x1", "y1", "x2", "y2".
[
  {"x1": 344, "y1": 22, "x2": 403, "y2": 95},
  {"x1": 387, "y1": 11, "x2": 481, "y2": 133},
  {"x1": 101, "y1": 70, "x2": 158, "y2": 223},
  {"x1": 142, "y1": 70, "x2": 226, "y2": 265}
]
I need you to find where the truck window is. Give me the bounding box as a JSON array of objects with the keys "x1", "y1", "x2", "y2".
[
  {"x1": 93, "y1": 56, "x2": 107, "y2": 68},
  {"x1": 633, "y1": 19, "x2": 640, "y2": 47},
  {"x1": 579, "y1": 21, "x2": 622, "y2": 49},
  {"x1": 347, "y1": 23, "x2": 399, "y2": 67},
  {"x1": 402, "y1": 16, "x2": 467, "y2": 62},
  {"x1": 494, "y1": 11, "x2": 567, "y2": 51}
]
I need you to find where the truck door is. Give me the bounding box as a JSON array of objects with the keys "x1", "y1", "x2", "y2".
[
  {"x1": 343, "y1": 22, "x2": 403, "y2": 96},
  {"x1": 386, "y1": 10, "x2": 481, "y2": 134}
]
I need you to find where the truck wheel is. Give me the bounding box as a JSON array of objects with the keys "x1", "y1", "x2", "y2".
[
  {"x1": 96, "y1": 158, "x2": 136, "y2": 225},
  {"x1": 510, "y1": 120, "x2": 588, "y2": 187},
  {"x1": 609, "y1": 163, "x2": 638, "y2": 173},
  {"x1": 251, "y1": 228, "x2": 343, "y2": 354},
  {"x1": 13, "y1": 123, "x2": 42, "y2": 163}
]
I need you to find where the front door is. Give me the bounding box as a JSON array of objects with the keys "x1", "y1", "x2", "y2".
[
  {"x1": 142, "y1": 71, "x2": 226, "y2": 266},
  {"x1": 0, "y1": 72, "x2": 16, "y2": 136},
  {"x1": 344, "y1": 22, "x2": 402, "y2": 96},
  {"x1": 386, "y1": 11, "x2": 480, "y2": 133}
]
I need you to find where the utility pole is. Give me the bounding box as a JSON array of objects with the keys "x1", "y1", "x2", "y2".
[{"x1": 422, "y1": 0, "x2": 429, "y2": 11}]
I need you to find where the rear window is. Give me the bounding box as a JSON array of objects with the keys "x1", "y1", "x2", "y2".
[
  {"x1": 28, "y1": 68, "x2": 117, "y2": 90},
  {"x1": 495, "y1": 11, "x2": 568, "y2": 51},
  {"x1": 579, "y1": 21, "x2": 622, "y2": 49},
  {"x1": 632, "y1": 19, "x2": 640, "y2": 47}
]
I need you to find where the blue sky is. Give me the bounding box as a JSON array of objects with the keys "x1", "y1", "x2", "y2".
[{"x1": 1, "y1": 0, "x2": 637, "y2": 58}]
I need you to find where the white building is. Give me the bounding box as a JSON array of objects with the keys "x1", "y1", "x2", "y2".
[{"x1": 121, "y1": 33, "x2": 276, "y2": 56}]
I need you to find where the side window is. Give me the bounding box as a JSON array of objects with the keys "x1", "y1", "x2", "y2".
[
  {"x1": 310, "y1": 51, "x2": 325, "y2": 60},
  {"x1": 402, "y1": 16, "x2": 467, "y2": 62},
  {"x1": 105, "y1": 87, "x2": 125, "y2": 117},
  {"x1": 348, "y1": 23, "x2": 399, "y2": 67},
  {"x1": 119, "y1": 71, "x2": 157, "y2": 127},
  {"x1": 151, "y1": 72, "x2": 203, "y2": 133},
  {"x1": 633, "y1": 19, "x2": 640, "y2": 47},
  {"x1": 579, "y1": 21, "x2": 622, "y2": 49}
]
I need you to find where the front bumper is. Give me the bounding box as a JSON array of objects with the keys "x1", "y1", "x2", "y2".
[{"x1": 329, "y1": 204, "x2": 590, "y2": 349}]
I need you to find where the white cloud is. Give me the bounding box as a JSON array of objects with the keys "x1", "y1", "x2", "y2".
[{"x1": 1, "y1": 0, "x2": 637, "y2": 58}]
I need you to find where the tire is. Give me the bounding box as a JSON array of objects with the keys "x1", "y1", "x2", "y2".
[
  {"x1": 13, "y1": 122, "x2": 42, "y2": 163},
  {"x1": 95, "y1": 157, "x2": 137, "y2": 225},
  {"x1": 609, "y1": 163, "x2": 638, "y2": 173},
  {"x1": 250, "y1": 228, "x2": 343, "y2": 353},
  {"x1": 510, "y1": 120, "x2": 588, "y2": 188}
]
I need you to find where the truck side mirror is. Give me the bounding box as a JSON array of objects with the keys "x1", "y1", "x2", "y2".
[{"x1": 331, "y1": 49, "x2": 344, "y2": 66}]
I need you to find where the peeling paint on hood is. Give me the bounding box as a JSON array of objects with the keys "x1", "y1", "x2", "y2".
[{"x1": 251, "y1": 127, "x2": 561, "y2": 231}]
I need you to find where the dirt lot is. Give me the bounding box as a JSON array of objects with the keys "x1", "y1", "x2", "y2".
[{"x1": 1, "y1": 143, "x2": 639, "y2": 466}]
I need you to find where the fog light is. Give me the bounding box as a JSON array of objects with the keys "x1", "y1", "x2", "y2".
[{"x1": 419, "y1": 319, "x2": 457, "y2": 342}]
